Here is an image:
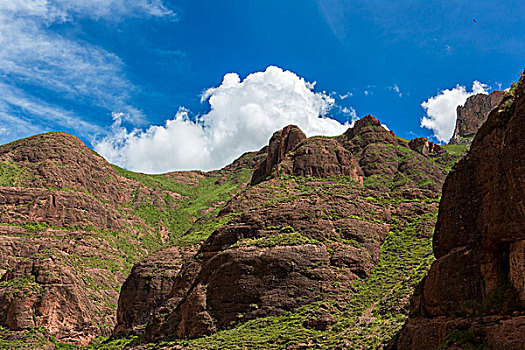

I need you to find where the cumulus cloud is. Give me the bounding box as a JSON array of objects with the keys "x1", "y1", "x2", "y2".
[
  {"x1": 95, "y1": 66, "x2": 351, "y2": 173},
  {"x1": 420, "y1": 81, "x2": 489, "y2": 142},
  {"x1": 0, "y1": 0, "x2": 173, "y2": 143}
]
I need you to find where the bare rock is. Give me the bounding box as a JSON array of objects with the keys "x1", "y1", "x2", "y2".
[
  {"x1": 114, "y1": 247, "x2": 195, "y2": 337},
  {"x1": 408, "y1": 137, "x2": 444, "y2": 156},
  {"x1": 394, "y1": 76, "x2": 525, "y2": 349},
  {"x1": 449, "y1": 90, "x2": 504, "y2": 145}
]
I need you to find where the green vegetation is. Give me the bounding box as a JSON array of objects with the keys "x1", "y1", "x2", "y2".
[
  {"x1": 1, "y1": 124, "x2": 475, "y2": 349},
  {"x1": 0, "y1": 326, "x2": 50, "y2": 349},
  {"x1": 113, "y1": 164, "x2": 251, "y2": 244},
  {"x1": 232, "y1": 231, "x2": 322, "y2": 248},
  {"x1": 0, "y1": 275, "x2": 41, "y2": 292},
  {"x1": 89, "y1": 194, "x2": 438, "y2": 350},
  {"x1": 0, "y1": 161, "x2": 23, "y2": 186},
  {"x1": 442, "y1": 143, "x2": 470, "y2": 157}
]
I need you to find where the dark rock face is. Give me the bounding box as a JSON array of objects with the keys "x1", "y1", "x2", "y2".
[
  {"x1": 144, "y1": 185, "x2": 392, "y2": 340},
  {"x1": 114, "y1": 247, "x2": 196, "y2": 337},
  {"x1": 277, "y1": 137, "x2": 363, "y2": 183},
  {"x1": 266, "y1": 125, "x2": 307, "y2": 174},
  {"x1": 394, "y1": 77, "x2": 525, "y2": 349},
  {"x1": 449, "y1": 90, "x2": 504, "y2": 145}
]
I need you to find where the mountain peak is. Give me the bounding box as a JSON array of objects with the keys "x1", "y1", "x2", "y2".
[{"x1": 449, "y1": 90, "x2": 504, "y2": 145}]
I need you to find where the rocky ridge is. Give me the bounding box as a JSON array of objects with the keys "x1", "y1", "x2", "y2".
[
  {"x1": 393, "y1": 75, "x2": 525, "y2": 349},
  {"x1": 0, "y1": 112, "x2": 473, "y2": 349},
  {"x1": 449, "y1": 90, "x2": 504, "y2": 145},
  {"x1": 110, "y1": 115, "x2": 463, "y2": 349},
  {"x1": 0, "y1": 133, "x2": 259, "y2": 346}
]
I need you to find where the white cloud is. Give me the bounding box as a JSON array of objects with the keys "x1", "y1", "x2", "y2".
[
  {"x1": 340, "y1": 107, "x2": 357, "y2": 120},
  {"x1": 420, "y1": 81, "x2": 489, "y2": 142},
  {"x1": 95, "y1": 66, "x2": 351, "y2": 173},
  {"x1": 0, "y1": 0, "x2": 173, "y2": 143},
  {"x1": 389, "y1": 84, "x2": 402, "y2": 97}
]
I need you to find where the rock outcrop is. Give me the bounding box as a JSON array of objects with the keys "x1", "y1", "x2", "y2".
[
  {"x1": 114, "y1": 247, "x2": 196, "y2": 337},
  {"x1": 408, "y1": 137, "x2": 444, "y2": 156},
  {"x1": 251, "y1": 125, "x2": 307, "y2": 184},
  {"x1": 0, "y1": 114, "x2": 467, "y2": 347},
  {"x1": 394, "y1": 76, "x2": 525, "y2": 349},
  {"x1": 112, "y1": 115, "x2": 459, "y2": 342},
  {"x1": 252, "y1": 124, "x2": 364, "y2": 184},
  {"x1": 0, "y1": 252, "x2": 104, "y2": 345},
  {"x1": 449, "y1": 90, "x2": 504, "y2": 145},
  {"x1": 0, "y1": 132, "x2": 257, "y2": 345}
]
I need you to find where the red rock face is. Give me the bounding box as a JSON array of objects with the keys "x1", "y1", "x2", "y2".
[
  {"x1": 265, "y1": 125, "x2": 307, "y2": 175},
  {"x1": 394, "y1": 77, "x2": 525, "y2": 349},
  {"x1": 0, "y1": 131, "x2": 264, "y2": 346},
  {"x1": 408, "y1": 137, "x2": 444, "y2": 157},
  {"x1": 0, "y1": 187, "x2": 124, "y2": 230},
  {"x1": 251, "y1": 125, "x2": 307, "y2": 184},
  {"x1": 114, "y1": 246, "x2": 196, "y2": 337},
  {"x1": 0, "y1": 253, "x2": 106, "y2": 345},
  {"x1": 115, "y1": 116, "x2": 454, "y2": 342},
  {"x1": 143, "y1": 181, "x2": 392, "y2": 340},
  {"x1": 449, "y1": 90, "x2": 504, "y2": 145},
  {"x1": 278, "y1": 137, "x2": 364, "y2": 184},
  {"x1": 0, "y1": 133, "x2": 215, "y2": 345}
]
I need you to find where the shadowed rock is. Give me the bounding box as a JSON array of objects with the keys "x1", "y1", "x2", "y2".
[{"x1": 393, "y1": 76, "x2": 525, "y2": 350}]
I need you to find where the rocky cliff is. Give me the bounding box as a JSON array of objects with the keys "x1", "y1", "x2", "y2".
[
  {"x1": 0, "y1": 133, "x2": 259, "y2": 346},
  {"x1": 393, "y1": 75, "x2": 525, "y2": 349},
  {"x1": 110, "y1": 115, "x2": 463, "y2": 349},
  {"x1": 0, "y1": 113, "x2": 467, "y2": 349},
  {"x1": 449, "y1": 90, "x2": 504, "y2": 145}
]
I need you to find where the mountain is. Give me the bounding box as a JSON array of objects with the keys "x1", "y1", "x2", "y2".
[
  {"x1": 393, "y1": 74, "x2": 525, "y2": 349},
  {"x1": 0, "y1": 133, "x2": 261, "y2": 346},
  {"x1": 109, "y1": 116, "x2": 463, "y2": 349},
  {"x1": 0, "y1": 82, "x2": 516, "y2": 349},
  {"x1": 449, "y1": 90, "x2": 504, "y2": 145}
]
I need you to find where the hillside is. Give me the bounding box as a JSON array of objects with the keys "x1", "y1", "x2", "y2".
[
  {"x1": 0, "y1": 103, "x2": 505, "y2": 349},
  {"x1": 0, "y1": 133, "x2": 262, "y2": 347},
  {"x1": 103, "y1": 116, "x2": 463, "y2": 349}
]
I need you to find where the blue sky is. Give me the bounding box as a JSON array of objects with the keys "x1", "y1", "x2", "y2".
[{"x1": 0, "y1": 0, "x2": 523, "y2": 172}]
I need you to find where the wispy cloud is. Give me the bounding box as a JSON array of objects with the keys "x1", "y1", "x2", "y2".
[
  {"x1": 0, "y1": 0, "x2": 173, "y2": 143},
  {"x1": 388, "y1": 84, "x2": 403, "y2": 97},
  {"x1": 316, "y1": 0, "x2": 348, "y2": 45}
]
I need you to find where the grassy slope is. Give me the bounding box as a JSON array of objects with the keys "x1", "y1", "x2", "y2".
[
  {"x1": 88, "y1": 140, "x2": 462, "y2": 349},
  {"x1": 1, "y1": 137, "x2": 461, "y2": 349},
  {"x1": 111, "y1": 165, "x2": 252, "y2": 246},
  {"x1": 91, "y1": 175, "x2": 439, "y2": 350},
  {"x1": 0, "y1": 152, "x2": 253, "y2": 349}
]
